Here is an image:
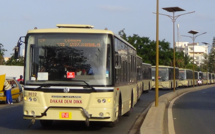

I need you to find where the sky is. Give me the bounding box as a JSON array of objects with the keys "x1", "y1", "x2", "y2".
[{"x1": 1, "y1": 0, "x2": 215, "y2": 57}]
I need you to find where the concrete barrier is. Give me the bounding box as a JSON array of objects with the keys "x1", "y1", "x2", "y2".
[{"x1": 140, "y1": 85, "x2": 215, "y2": 134}]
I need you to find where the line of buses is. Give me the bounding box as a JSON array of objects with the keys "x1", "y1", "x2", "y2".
[
  {"x1": 17, "y1": 24, "x2": 213, "y2": 127},
  {"x1": 151, "y1": 66, "x2": 215, "y2": 89}
]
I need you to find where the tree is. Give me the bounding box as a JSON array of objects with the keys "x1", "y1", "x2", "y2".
[
  {"x1": 118, "y1": 29, "x2": 173, "y2": 66},
  {"x1": 0, "y1": 43, "x2": 7, "y2": 65},
  {"x1": 5, "y1": 55, "x2": 24, "y2": 66},
  {"x1": 118, "y1": 29, "x2": 202, "y2": 70}
]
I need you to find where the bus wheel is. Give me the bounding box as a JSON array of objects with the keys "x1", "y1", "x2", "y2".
[{"x1": 40, "y1": 120, "x2": 53, "y2": 127}]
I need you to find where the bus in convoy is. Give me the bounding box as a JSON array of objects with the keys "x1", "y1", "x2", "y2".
[
  {"x1": 17, "y1": 24, "x2": 141, "y2": 127},
  {"x1": 179, "y1": 68, "x2": 193, "y2": 87},
  {"x1": 208, "y1": 72, "x2": 212, "y2": 84},
  {"x1": 142, "y1": 63, "x2": 152, "y2": 92},
  {"x1": 14, "y1": 24, "x2": 215, "y2": 128},
  {"x1": 152, "y1": 65, "x2": 179, "y2": 89},
  {"x1": 211, "y1": 73, "x2": 215, "y2": 84},
  {"x1": 197, "y1": 71, "x2": 203, "y2": 85},
  {"x1": 194, "y1": 71, "x2": 199, "y2": 86},
  {"x1": 136, "y1": 55, "x2": 143, "y2": 99},
  {"x1": 203, "y1": 72, "x2": 209, "y2": 85}
]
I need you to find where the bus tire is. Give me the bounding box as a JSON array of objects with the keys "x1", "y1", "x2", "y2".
[{"x1": 40, "y1": 120, "x2": 53, "y2": 127}]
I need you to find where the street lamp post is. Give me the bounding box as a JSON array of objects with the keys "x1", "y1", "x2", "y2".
[
  {"x1": 182, "y1": 30, "x2": 207, "y2": 87},
  {"x1": 161, "y1": 7, "x2": 195, "y2": 92},
  {"x1": 155, "y1": 0, "x2": 159, "y2": 107}
]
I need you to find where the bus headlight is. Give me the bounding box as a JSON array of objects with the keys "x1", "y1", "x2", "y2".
[
  {"x1": 24, "y1": 96, "x2": 27, "y2": 101},
  {"x1": 33, "y1": 98, "x2": 37, "y2": 102},
  {"x1": 97, "y1": 99, "x2": 101, "y2": 103},
  {"x1": 97, "y1": 98, "x2": 111, "y2": 103},
  {"x1": 102, "y1": 99, "x2": 106, "y2": 103},
  {"x1": 99, "y1": 112, "x2": 104, "y2": 117},
  {"x1": 29, "y1": 97, "x2": 33, "y2": 101},
  {"x1": 24, "y1": 96, "x2": 37, "y2": 102}
]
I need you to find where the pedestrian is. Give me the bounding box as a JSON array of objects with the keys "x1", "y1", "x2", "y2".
[
  {"x1": 4, "y1": 79, "x2": 13, "y2": 104},
  {"x1": 17, "y1": 75, "x2": 23, "y2": 82}
]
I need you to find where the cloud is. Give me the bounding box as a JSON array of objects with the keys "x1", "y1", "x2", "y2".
[{"x1": 99, "y1": 5, "x2": 130, "y2": 12}]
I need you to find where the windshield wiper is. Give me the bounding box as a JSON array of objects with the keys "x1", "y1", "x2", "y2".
[
  {"x1": 71, "y1": 80, "x2": 97, "y2": 92},
  {"x1": 35, "y1": 84, "x2": 51, "y2": 90}
]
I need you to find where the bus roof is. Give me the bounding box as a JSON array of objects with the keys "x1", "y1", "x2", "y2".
[
  {"x1": 152, "y1": 65, "x2": 172, "y2": 68},
  {"x1": 27, "y1": 24, "x2": 114, "y2": 35},
  {"x1": 26, "y1": 24, "x2": 136, "y2": 50},
  {"x1": 136, "y1": 55, "x2": 142, "y2": 59},
  {"x1": 142, "y1": 63, "x2": 151, "y2": 66},
  {"x1": 179, "y1": 68, "x2": 192, "y2": 71}
]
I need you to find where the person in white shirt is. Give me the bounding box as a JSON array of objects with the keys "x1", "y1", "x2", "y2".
[{"x1": 4, "y1": 80, "x2": 13, "y2": 104}]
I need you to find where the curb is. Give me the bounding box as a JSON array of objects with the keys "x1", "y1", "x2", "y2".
[{"x1": 140, "y1": 84, "x2": 215, "y2": 134}]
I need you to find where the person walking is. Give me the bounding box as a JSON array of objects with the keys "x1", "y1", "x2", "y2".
[{"x1": 4, "y1": 79, "x2": 13, "y2": 104}]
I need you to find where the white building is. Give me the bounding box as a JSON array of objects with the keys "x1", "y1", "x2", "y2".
[
  {"x1": 175, "y1": 42, "x2": 189, "y2": 53},
  {"x1": 176, "y1": 42, "x2": 208, "y2": 66}
]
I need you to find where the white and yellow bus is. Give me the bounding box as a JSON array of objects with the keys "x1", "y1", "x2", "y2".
[
  {"x1": 142, "y1": 63, "x2": 152, "y2": 92},
  {"x1": 136, "y1": 55, "x2": 143, "y2": 99},
  {"x1": 178, "y1": 68, "x2": 193, "y2": 87},
  {"x1": 211, "y1": 73, "x2": 215, "y2": 84},
  {"x1": 136, "y1": 57, "x2": 152, "y2": 95},
  {"x1": 152, "y1": 65, "x2": 179, "y2": 89},
  {"x1": 203, "y1": 72, "x2": 209, "y2": 85},
  {"x1": 208, "y1": 72, "x2": 212, "y2": 84},
  {"x1": 194, "y1": 71, "x2": 199, "y2": 86},
  {"x1": 20, "y1": 24, "x2": 139, "y2": 127}
]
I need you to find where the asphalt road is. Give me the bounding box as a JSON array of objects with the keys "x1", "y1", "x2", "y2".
[
  {"x1": 0, "y1": 89, "x2": 172, "y2": 134},
  {"x1": 173, "y1": 86, "x2": 215, "y2": 134}
]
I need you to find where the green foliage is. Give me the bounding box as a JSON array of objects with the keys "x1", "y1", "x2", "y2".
[
  {"x1": 118, "y1": 29, "x2": 193, "y2": 69},
  {"x1": 0, "y1": 43, "x2": 7, "y2": 65},
  {"x1": 5, "y1": 55, "x2": 24, "y2": 66},
  {"x1": 207, "y1": 49, "x2": 215, "y2": 73},
  {"x1": 0, "y1": 43, "x2": 24, "y2": 66}
]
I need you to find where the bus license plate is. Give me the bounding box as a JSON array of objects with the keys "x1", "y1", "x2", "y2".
[{"x1": 59, "y1": 112, "x2": 72, "y2": 119}]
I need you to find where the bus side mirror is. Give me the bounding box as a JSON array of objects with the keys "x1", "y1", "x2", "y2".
[
  {"x1": 14, "y1": 36, "x2": 25, "y2": 59},
  {"x1": 14, "y1": 46, "x2": 19, "y2": 59}
]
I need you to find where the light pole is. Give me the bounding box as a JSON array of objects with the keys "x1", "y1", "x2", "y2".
[
  {"x1": 160, "y1": 7, "x2": 195, "y2": 92},
  {"x1": 155, "y1": 0, "x2": 159, "y2": 107},
  {"x1": 182, "y1": 30, "x2": 207, "y2": 87}
]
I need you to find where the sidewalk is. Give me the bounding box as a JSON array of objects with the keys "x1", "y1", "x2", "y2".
[{"x1": 140, "y1": 84, "x2": 215, "y2": 134}]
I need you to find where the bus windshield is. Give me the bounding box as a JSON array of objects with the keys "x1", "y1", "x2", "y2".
[
  {"x1": 25, "y1": 33, "x2": 112, "y2": 86},
  {"x1": 179, "y1": 70, "x2": 186, "y2": 80},
  {"x1": 159, "y1": 68, "x2": 169, "y2": 81},
  {"x1": 152, "y1": 67, "x2": 169, "y2": 81}
]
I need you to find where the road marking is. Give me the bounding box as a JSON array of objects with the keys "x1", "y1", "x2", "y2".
[{"x1": 168, "y1": 93, "x2": 186, "y2": 134}]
